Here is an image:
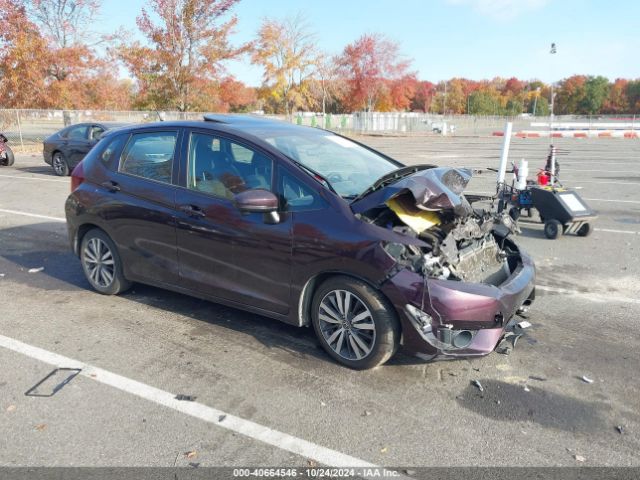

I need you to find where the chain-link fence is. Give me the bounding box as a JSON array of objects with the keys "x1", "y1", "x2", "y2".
[{"x1": 1, "y1": 109, "x2": 638, "y2": 151}]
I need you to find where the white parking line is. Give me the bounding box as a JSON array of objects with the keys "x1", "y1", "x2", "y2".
[
  {"x1": 0, "y1": 208, "x2": 65, "y2": 222},
  {"x1": 0, "y1": 174, "x2": 67, "y2": 183},
  {"x1": 537, "y1": 285, "x2": 640, "y2": 304},
  {"x1": 0, "y1": 333, "x2": 378, "y2": 470},
  {"x1": 596, "y1": 228, "x2": 640, "y2": 235},
  {"x1": 583, "y1": 198, "x2": 640, "y2": 204}
]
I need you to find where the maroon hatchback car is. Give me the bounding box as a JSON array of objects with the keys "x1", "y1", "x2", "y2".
[{"x1": 65, "y1": 115, "x2": 535, "y2": 369}]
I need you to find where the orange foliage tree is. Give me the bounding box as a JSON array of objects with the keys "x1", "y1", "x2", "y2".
[{"x1": 118, "y1": 0, "x2": 250, "y2": 111}]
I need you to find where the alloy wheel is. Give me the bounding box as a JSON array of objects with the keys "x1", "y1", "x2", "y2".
[
  {"x1": 53, "y1": 154, "x2": 66, "y2": 175},
  {"x1": 318, "y1": 289, "x2": 376, "y2": 360},
  {"x1": 83, "y1": 237, "x2": 115, "y2": 288}
]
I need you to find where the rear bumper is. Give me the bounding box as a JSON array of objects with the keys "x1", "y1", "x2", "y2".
[{"x1": 383, "y1": 250, "x2": 536, "y2": 357}]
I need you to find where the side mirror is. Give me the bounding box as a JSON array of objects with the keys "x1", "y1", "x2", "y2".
[{"x1": 234, "y1": 189, "x2": 280, "y2": 223}]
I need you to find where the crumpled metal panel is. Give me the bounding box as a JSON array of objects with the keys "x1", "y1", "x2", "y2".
[{"x1": 351, "y1": 166, "x2": 474, "y2": 217}]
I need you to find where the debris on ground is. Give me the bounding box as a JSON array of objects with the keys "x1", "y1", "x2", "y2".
[
  {"x1": 218, "y1": 415, "x2": 226, "y2": 422},
  {"x1": 380, "y1": 447, "x2": 388, "y2": 454},
  {"x1": 175, "y1": 394, "x2": 197, "y2": 401},
  {"x1": 529, "y1": 375, "x2": 547, "y2": 382},
  {"x1": 6, "y1": 405, "x2": 16, "y2": 412},
  {"x1": 403, "y1": 469, "x2": 416, "y2": 476},
  {"x1": 471, "y1": 380, "x2": 484, "y2": 392},
  {"x1": 615, "y1": 425, "x2": 624, "y2": 434},
  {"x1": 362, "y1": 410, "x2": 372, "y2": 417},
  {"x1": 307, "y1": 460, "x2": 316, "y2": 467},
  {"x1": 320, "y1": 401, "x2": 326, "y2": 407},
  {"x1": 496, "y1": 345, "x2": 512, "y2": 355},
  {"x1": 512, "y1": 334, "x2": 524, "y2": 348},
  {"x1": 188, "y1": 463, "x2": 200, "y2": 468},
  {"x1": 523, "y1": 385, "x2": 531, "y2": 392},
  {"x1": 516, "y1": 320, "x2": 532, "y2": 330},
  {"x1": 28, "y1": 267, "x2": 44, "y2": 273},
  {"x1": 184, "y1": 451, "x2": 197, "y2": 459},
  {"x1": 581, "y1": 376, "x2": 594, "y2": 384},
  {"x1": 34, "y1": 423, "x2": 47, "y2": 431},
  {"x1": 573, "y1": 454, "x2": 586, "y2": 462}
]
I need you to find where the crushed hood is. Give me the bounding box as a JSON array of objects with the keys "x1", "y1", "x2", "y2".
[{"x1": 351, "y1": 166, "x2": 474, "y2": 217}]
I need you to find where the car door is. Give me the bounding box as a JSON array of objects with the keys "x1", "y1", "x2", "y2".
[
  {"x1": 104, "y1": 128, "x2": 182, "y2": 286},
  {"x1": 175, "y1": 129, "x2": 292, "y2": 315},
  {"x1": 65, "y1": 124, "x2": 90, "y2": 167}
]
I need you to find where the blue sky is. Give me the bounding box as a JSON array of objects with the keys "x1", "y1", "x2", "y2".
[{"x1": 100, "y1": 0, "x2": 640, "y2": 86}]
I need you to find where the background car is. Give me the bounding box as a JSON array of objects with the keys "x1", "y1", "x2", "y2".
[
  {"x1": 43, "y1": 122, "x2": 128, "y2": 176},
  {"x1": 65, "y1": 115, "x2": 535, "y2": 369}
]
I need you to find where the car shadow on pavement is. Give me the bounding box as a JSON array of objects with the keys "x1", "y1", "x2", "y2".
[
  {"x1": 15, "y1": 165, "x2": 58, "y2": 176},
  {"x1": 1, "y1": 222, "x2": 433, "y2": 368},
  {"x1": 456, "y1": 379, "x2": 611, "y2": 432},
  {"x1": 0, "y1": 222, "x2": 88, "y2": 291}
]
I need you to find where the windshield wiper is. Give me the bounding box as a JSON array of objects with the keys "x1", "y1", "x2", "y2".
[{"x1": 350, "y1": 165, "x2": 434, "y2": 203}]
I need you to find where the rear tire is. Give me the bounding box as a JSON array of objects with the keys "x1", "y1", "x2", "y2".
[
  {"x1": 80, "y1": 229, "x2": 131, "y2": 295},
  {"x1": 311, "y1": 276, "x2": 400, "y2": 369},
  {"x1": 0, "y1": 146, "x2": 14, "y2": 166},
  {"x1": 577, "y1": 222, "x2": 593, "y2": 237},
  {"x1": 544, "y1": 219, "x2": 563, "y2": 240},
  {"x1": 52, "y1": 152, "x2": 70, "y2": 176}
]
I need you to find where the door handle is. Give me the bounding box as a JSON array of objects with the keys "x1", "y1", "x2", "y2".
[
  {"x1": 180, "y1": 204, "x2": 206, "y2": 218},
  {"x1": 101, "y1": 180, "x2": 120, "y2": 192}
]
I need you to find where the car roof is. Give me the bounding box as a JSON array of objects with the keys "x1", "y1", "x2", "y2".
[{"x1": 112, "y1": 115, "x2": 328, "y2": 138}]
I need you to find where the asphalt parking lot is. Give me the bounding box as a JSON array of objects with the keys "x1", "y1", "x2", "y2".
[{"x1": 1, "y1": 136, "x2": 639, "y2": 470}]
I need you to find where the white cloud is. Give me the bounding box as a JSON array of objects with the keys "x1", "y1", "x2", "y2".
[{"x1": 447, "y1": 0, "x2": 550, "y2": 21}]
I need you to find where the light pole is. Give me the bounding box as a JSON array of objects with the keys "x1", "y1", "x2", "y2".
[{"x1": 549, "y1": 43, "x2": 557, "y2": 125}]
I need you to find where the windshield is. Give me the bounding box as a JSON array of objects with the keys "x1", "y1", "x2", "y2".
[{"x1": 262, "y1": 131, "x2": 400, "y2": 197}]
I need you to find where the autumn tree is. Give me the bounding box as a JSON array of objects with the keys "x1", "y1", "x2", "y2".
[
  {"x1": 0, "y1": 0, "x2": 51, "y2": 107},
  {"x1": 219, "y1": 77, "x2": 257, "y2": 112},
  {"x1": 603, "y1": 79, "x2": 629, "y2": 113},
  {"x1": 119, "y1": 0, "x2": 249, "y2": 111},
  {"x1": 411, "y1": 81, "x2": 436, "y2": 112},
  {"x1": 337, "y1": 34, "x2": 410, "y2": 112},
  {"x1": 626, "y1": 80, "x2": 640, "y2": 113},
  {"x1": 251, "y1": 14, "x2": 317, "y2": 115}
]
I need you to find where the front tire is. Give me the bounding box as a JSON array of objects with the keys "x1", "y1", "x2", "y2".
[
  {"x1": 544, "y1": 219, "x2": 563, "y2": 240},
  {"x1": 52, "y1": 152, "x2": 70, "y2": 176},
  {"x1": 80, "y1": 229, "x2": 131, "y2": 295},
  {"x1": 311, "y1": 276, "x2": 400, "y2": 369}
]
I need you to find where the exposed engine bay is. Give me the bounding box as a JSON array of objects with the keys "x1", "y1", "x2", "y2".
[{"x1": 356, "y1": 167, "x2": 520, "y2": 285}]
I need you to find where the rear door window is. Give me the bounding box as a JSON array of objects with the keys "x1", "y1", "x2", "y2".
[
  {"x1": 67, "y1": 125, "x2": 89, "y2": 140},
  {"x1": 119, "y1": 131, "x2": 178, "y2": 184}
]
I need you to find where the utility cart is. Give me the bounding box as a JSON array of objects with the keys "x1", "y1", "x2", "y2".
[{"x1": 530, "y1": 186, "x2": 597, "y2": 239}]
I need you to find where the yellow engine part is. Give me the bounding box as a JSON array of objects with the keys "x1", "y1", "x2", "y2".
[{"x1": 386, "y1": 196, "x2": 441, "y2": 233}]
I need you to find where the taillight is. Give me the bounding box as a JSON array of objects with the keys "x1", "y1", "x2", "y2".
[{"x1": 70, "y1": 162, "x2": 85, "y2": 192}]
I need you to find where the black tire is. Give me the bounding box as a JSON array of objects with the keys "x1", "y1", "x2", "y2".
[
  {"x1": 544, "y1": 219, "x2": 563, "y2": 240},
  {"x1": 0, "y1": 146, "x2": 14, "y2": 166},
  {"x1": 80, "y1": 228, "x2": 132, "y2": 295},
  {"x1": 52, "y1": 151, "x2": 70, "y2": 176},
  {"x1": 577, "y1": 222, "x2": 593, "y2": 237},
  {"x1": 311, "y1": 275, "x2": 400, "y2": 369}
]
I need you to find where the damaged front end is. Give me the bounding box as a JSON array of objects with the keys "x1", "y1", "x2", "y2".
[{"x1": 353, "y1": 166, "x2": 535, "y2": 357}]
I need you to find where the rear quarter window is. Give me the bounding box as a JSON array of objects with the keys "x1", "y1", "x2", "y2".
[
  {"x1": 119, "y1": 131, "x2": 178, "y2": 184},
  {"x1": 100, "y1": 134, "x2": 128, "y2": 169}
]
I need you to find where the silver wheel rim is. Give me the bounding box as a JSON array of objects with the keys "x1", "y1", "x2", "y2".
[
  {"x1": 53, "y1": 155, "x2": 65, "y2": 174},
  {"x1": 318, "y1": 289, "x2": 376, "y2": 361},
  {"x1": 83, "y1": 238, "x2": 115, "y2": 288}
]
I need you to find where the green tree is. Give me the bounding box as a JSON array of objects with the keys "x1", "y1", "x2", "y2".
[{"x1": 578, "y1": 76, "x2": 610, "y2": 114}]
